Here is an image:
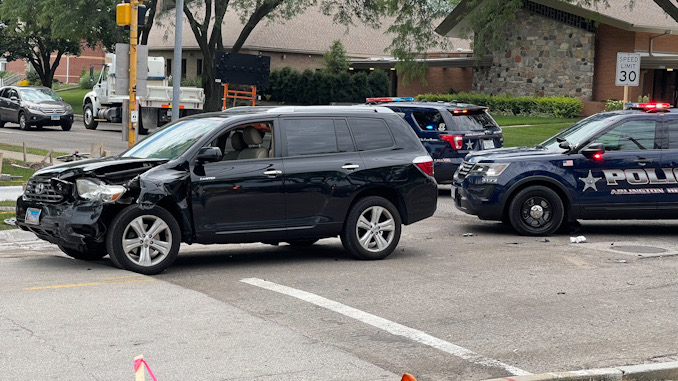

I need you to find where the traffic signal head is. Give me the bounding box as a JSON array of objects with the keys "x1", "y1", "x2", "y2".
[{"x1": 116, "y1": 3, "x2": 131, "y2": 26}]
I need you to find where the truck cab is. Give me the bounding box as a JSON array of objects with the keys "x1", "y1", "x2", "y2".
[{"x1": 83, "y1": 55, "x2": 205, "y2": 134}]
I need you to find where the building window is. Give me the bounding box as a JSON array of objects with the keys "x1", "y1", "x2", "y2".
[
  {"x1": 181, "y1": 59, "x2": 186, "y2": 78},
  {"x1": 197, "y1": 59, "x2": 203, "y2": 76}
]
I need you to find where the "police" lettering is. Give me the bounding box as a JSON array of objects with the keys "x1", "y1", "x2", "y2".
[{"x1": 603, "y1": 168, "x2": 678, "y2": 185}]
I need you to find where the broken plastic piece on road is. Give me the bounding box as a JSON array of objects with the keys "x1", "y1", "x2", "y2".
[
  {"x1": 463, "y1": 233, "x2": 474, "y2": 237},
  {"x1": 570, "y1": 235, "x2": 586, "y2": 243}
]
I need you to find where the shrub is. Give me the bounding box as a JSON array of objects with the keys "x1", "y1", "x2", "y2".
[
  {"x1": 605, "y1": 99, "x2": 624, "y2": 112},
  {"x1": 26, "y1": 70, "x2": 41, "y2": 86},
  {"x1": 415, "y1": 92, "x2": 583, "y2": 118},
  {"x1": 265, "y1": 67, "x2": 391, "y2": 105},
  {"x1": 79, "y1": 68, "x2": 100, "y2": 90}
]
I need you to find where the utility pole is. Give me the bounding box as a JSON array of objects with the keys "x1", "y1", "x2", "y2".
[
  {"x1": 171, "y1": 0, "x2": 184, "y2": 122},
  {"x1": 128, "y1": 0, "x2": 143, "y2": 147}
]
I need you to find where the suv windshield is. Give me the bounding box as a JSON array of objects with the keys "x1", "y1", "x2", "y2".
[
  {"x1": 19, "y1": 88, "x2": 61, "y2": 102},
  {"x1": 539, "y1": 113, "x2": 617, "y2": 151},
  {"x1": 122, "y1": 117, "x2": 224, "y2": 159}
]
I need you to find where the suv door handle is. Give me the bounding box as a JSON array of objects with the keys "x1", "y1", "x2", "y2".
[
  {"x1": 263, "y1": 169, "x2": 283, "y2": 177},
  {"x1": 634, "y1": 158, "x2": 653, "y2": 166},
  {"x1": 342, "y1": 164, "x2": 360, "y2": 170}
]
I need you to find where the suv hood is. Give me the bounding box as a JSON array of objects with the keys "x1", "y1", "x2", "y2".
[
  {"x1": 467, "y1": 146, "x2": 562, "y2": 163},
  {"x1": 34, "y1": 157, "x2": 168, "y2": 182}
]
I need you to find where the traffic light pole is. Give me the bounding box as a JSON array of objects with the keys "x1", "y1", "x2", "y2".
[{"x1": 128, "y1": 0, "x2": 142, "y2": 147}]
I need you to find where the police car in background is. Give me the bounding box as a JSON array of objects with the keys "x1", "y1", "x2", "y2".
[
  {"x1": 367, "y1": 98, "x2": 504, "y2": 184},
  {"x1": 453, "y1": 103, "x2": 678, "y2": 236}
]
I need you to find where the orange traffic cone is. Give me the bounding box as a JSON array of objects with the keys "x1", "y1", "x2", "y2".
[{"x1": 401, "y1": 373, "x2": 417, "y2": 381}]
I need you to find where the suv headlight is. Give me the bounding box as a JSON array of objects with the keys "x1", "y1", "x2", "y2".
[
  {"x1": 76, "y1": 179, "x2": 126, "y2": 203},
  {"x1": 469, "y1": 162, "x2": 510, "y2": 177}
]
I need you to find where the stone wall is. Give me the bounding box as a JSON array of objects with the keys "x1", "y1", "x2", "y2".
[{"x1": 473, "y1": 9, "x2": 595, "y2": 100}]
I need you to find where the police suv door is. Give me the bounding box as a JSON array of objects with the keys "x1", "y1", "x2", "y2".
[
  {"x1": 659, "y1": 117, "x2": 678, "y2": 216},
  {"x1": 574, "y1": 116, "x2": 663, "y2": 219}
]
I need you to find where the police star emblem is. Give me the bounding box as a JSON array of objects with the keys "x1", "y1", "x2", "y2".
[
  {"x1": 579, "y1": 170, "x2": 602, "y2": 192},
  {"x1": 465, "y1": 141, "x2": 474, "y2": 150}
]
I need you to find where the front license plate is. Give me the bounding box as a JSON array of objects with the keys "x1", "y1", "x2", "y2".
[
  {"x1": 25, "y1": 208, "x2": 41, "y2": 225},
  {"x1": 50, "y1": 115, "x2": 60, "y2": 121},
  {"x1": 482, "y1": 139, "x2": 495, "y2": 149}
]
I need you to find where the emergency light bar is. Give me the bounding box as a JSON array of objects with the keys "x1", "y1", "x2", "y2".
[
  {"x1": 366, "y1": 97, "x2": 415, "y2": 103},
  {"x1": 629, "y1": 102, "x2": 672, "y2": 111}
]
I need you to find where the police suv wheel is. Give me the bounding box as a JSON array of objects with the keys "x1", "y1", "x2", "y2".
[
  {"x1": 83, "y1": 104, "x2": 98, "y2": 130},
  {"x1": 106, "y1": 205, "x2": 181, "y2": 275},
  {"x1": 58, "y1": 244, "x2": 107, "y2": 261},
  {"x1": 341, "y1": 196, "x2": 401, "y2": 260},
  {"x1": 508, "y1": 185, "x2": 564, "y2": 236}
]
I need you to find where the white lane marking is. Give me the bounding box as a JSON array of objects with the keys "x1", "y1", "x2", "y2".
[{"x1": 241, "y1": 277, "x2": 532, "y2": 376}]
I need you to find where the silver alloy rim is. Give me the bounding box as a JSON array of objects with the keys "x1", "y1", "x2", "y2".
[
  {"x1": 85, "y1": 108, "x2": 92, "y2": 125},
  {"x1": 19, "y1": 115, "x2": 25, "y2": 129},
  {"x1": 355, "y1": 206, "x2": 396, "y2": 252},
  {"x1": 121, "y1": 215, "x2": 172, "y2": 267}
]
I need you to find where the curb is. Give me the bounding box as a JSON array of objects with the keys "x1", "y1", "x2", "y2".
[{"x1": 483, "y1": 361, "x2": 678, "y2": 381}]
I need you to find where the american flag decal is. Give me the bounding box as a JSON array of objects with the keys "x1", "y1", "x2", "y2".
[{"x1": 562, "y1": 160, "x2": 574, "y2": 167}]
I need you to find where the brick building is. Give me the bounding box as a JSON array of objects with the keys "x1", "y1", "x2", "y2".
[
  {"x1": 3, "y1": 45, "x2": 106, "y2": 85},
  {"x1": 147, "y1": 3, "x2": 472, "y2": 97},
  {"x1": 436, "y1": 0, "x2": 678, "y2": 114}
]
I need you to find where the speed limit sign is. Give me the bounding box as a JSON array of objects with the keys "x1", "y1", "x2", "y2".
[{"x1": 616, "y1": 52, "x2": 641, "y2": 86}]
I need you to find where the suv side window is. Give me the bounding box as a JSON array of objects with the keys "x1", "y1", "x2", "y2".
[
  {"x1": 0, "y1": 88, "x2": 6, "y2": 98},
  {"x1": 348, "y1": 118, "x2": 394, "y2": 151},
  {"x1": 593, "y1": 120, "x2": 659, "y2": 151},
  {"x1": 285, "y1": 118, "x2": 339, "y2": 156}
]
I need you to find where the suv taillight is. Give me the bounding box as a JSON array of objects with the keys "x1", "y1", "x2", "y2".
[
  {"x1": 413, "y1": 156, "x2": 434, "y2": 177},
  {"x1": 440, "y1": 135, "x2": 463, "y2": 150}
]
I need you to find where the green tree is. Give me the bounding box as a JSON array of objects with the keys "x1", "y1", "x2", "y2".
[
  {"x1": 323, "y1": 40, "x2": 349, "y2": 74},
  {"x1": 0, "y1": 0, "x2": 83, "y2": 87}
]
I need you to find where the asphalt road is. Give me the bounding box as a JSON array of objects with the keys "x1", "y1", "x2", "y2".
[
  {"x1": 3, "y1": 191, "x2": 678, "y2": 380},
  {"x1": 0, "y1": 118, "x2": 132, "y2": 155}
]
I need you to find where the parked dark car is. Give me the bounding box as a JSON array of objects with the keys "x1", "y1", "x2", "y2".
[
  {"x1": 16, "y1": 106, "x2": 437, "y2": 274},
  {"x1": 453, "y1": 103, "x2": 678, "y2": 236},
  {"x1": 0, "y1": 86, "x2": 74, "y2": 131},
  {"x1": 367, "y1": 98, "x2": 503, "y2": 184}
]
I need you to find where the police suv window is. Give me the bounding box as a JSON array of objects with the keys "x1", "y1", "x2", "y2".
[
  {"x1": 334, "y1": 119, "x2": 355, "y2": 152},
  {"x1": 593, "y1": 120, "x2": 658, "y2": 151},
  {"x1": 285, "y1": 119, "x2": 338, "y2": 156},
  {"x1": 411, "y1": 109, "x2": 446, "y2": 131},
  {"x1": 667, "y1": 120, "x2": 678, "y2": 149},
  {"x1": 348, "y1": 118, "x2": 394, "y2": 151}
]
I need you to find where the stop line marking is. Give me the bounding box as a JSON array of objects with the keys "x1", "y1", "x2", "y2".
[{"x1": 241, "y1": 277, "x2": 532, "y2": 376}]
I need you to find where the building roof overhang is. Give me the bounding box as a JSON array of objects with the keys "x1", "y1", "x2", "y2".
[
  {"x1": 348, "y1": 56, "x2": 493, "y2": 70},
  {"x1": 437, "y1": 0, "x2": 678, "y2": 38}
]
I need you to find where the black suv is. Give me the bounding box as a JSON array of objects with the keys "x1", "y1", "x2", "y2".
[
  {"x1": 15, "y1": 106, "x2": 437, "y2": 274},
  {"x1": 367, "y1": 98, "x2": 503, "y2": 184}
]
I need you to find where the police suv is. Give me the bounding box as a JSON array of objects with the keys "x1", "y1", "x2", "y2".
[
  {"x1": 367, "y1": 98, "x2": 503, "y2": 184},
  {"x1": 453, "y1": 103, "x2": 678, "y2": 236}
]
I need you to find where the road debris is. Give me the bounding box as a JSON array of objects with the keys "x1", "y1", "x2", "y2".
[{"x1": 570, "y1": 235, "x2": 587, "y2": 243}]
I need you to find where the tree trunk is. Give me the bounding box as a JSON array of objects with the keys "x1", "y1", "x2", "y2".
[{"x1": 202, "y1": 53, "x2": 222, "y2": 112}]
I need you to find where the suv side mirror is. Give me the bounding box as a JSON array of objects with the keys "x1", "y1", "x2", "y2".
[
  {"x1": 196, "y1": 147, "x2": 222, "y2": 163},
  {"x1": 10, "y1": 96, "x2": 18, "y2": 102},
  {"x1": 580, "y1": 142, "x2": 605, "y2": 159},
  {"x1": 89, "y1": 66, "x2": 94, "y2": 80}
]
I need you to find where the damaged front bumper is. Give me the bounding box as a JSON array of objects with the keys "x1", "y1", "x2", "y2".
[{"x1": 15, "y1": 197, "x2": 109, "y2": 251}]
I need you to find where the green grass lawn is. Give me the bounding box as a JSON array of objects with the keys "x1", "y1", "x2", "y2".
[
  {"x1": 502, "y1": 123, "x2": 573, "y2": 147},
  {"x1": 492, "y1": 115, "x2": 581, "y2": 126},
  {"x1": 0, "y1": 143, "x2": 69, "y2": 157},
  {"x1": 55, "y1": 88, "x2": 89, "y2": 115},
  {"x1": 1, "y1": 159, "x2": 35, "y2": 186},
  {"x1": 0, "y1": 209, "x2": 16, "y2": 230}
]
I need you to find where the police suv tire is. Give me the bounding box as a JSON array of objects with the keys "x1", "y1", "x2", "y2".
[
  {"x1": 341, "y1": 196, "x2": 401, "y2": 260},
  {"x1": 58, "y1": 244, "x2": 107, "y2": 261},
  {"x1": 61, "y1": 122, "x2": 72, "y2": 131},
  {"x1": 508, "y1": 185, "x2": 564, "y2": 236},
  {"x1": 106, "y1": 205, "x2": 181, "y2": 275},
  {"x1": 83, "y1": 103, "x2": 98, "y2": 130},
  {"x1": 19, "y1": 112, "x2": 30, "y2": 130}
]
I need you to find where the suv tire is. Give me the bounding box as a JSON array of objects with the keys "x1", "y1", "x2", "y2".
[
  {"x1": 508, "y1": 185, "x2": 564, "y2": 236},
  {"x1": 19, "y1": 112, "x2": 30, "y2": 130},
  {"x1": 341, "y1": 196, "x2": 402, "y2": 260},
  {"x1": 58, "y1": 243, "x2": 107, "y2": 261},
  {"x1": 61, "y1": 122, "x2": 73, "y2": 131},
  {"x1": 106, "y1": 205, "x2": 181, "y2": 275}
]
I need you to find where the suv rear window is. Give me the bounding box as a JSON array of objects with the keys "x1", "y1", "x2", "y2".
[
  {"x1": 445, "y1": 110, "x2": 497, "y2": 131},
  {"x1": 348, "y1": 118, "x2": 394, "y2": 151}
]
